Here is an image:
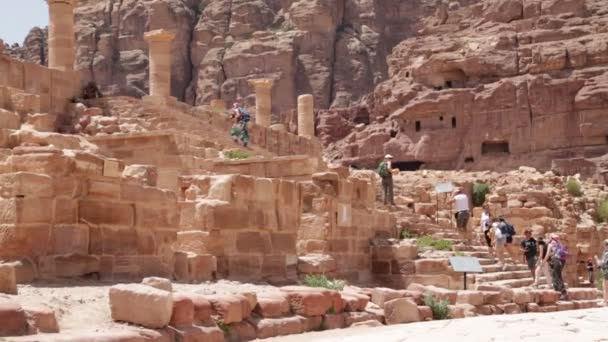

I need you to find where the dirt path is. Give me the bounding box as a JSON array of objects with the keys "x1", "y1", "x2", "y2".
[{"x1": 260, "y1": 307, "x2": 608, "y2": 342}]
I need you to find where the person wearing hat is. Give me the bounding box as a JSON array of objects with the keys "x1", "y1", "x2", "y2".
[
  {"x1": 520, "y1": 228, "x2": 538, "y2": 281},
  {"x1": 594, "y1": 239, "x2": 608, "y2": 305},
  {"x1": 377, "y1": 154, "x2": 395, "y2": 205},
  {"x1": 543, "y1": 233, "x2": 568, "y2": 298}
]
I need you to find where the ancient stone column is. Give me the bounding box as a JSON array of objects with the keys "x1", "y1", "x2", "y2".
[
  {"x1": 144, "y1": 30, "x2": 176, "y2": 98},
  {"x1": 297, "y1": 94, "x2": 315, "y2": 137},
  {"x1": 248, "y1": 79, "x2": 274, "y2": 127},
  {"x1": 47, "y1": 0, "x2": 76, "y2": 71}
]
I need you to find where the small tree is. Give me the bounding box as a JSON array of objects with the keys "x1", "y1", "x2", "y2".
[
  {"x1": 566, "y1": 178, "x2": 583, "y2": 197},
  {"x1": 424, "y1": 293, "x2": 450, "y2": 320},
  {"x1": 597, "y1": 199, "x2": 608, "y2": 223},
  {"x1": 472, "y1": 182, "x2": 490, "y2": 207}
]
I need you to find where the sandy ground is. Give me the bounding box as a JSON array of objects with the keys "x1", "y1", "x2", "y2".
[
  {"x1": 262, "y1": 307, "x2": 608, "y2": 342},
  {"x1": 1, "y1": 280, "x2": 280, "y2": 333}
]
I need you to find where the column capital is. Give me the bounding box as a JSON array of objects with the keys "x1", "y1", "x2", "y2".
[
  {"x1": 144, "y1": 29, "x2": 176, "y2": 43},
  {"x1": 47, "y1": 0, "x2": 77, "y2": 6},
  {"x1": 248, "y1": 78, "x2": 274, "y2": 90}
]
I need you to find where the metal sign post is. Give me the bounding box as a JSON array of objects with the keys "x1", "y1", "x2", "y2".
[{"x1": 449, "y1": 256, "x2": 483, "y2": 290}]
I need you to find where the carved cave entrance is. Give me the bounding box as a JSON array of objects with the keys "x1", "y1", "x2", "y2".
[
  {"x1": 393, "y1": 161, "x2": 425, "y2": 171},
  {"x1": 481, "y1": 141, "x2": 510, "y2": 155}
]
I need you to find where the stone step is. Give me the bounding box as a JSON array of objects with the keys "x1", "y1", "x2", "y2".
[
  {"x1": 482, "y1": 277, "x2": 535, "y2": 288},
  {"x1": 475, "y1": 270, "x2": 533, "y2": 282},
  {"x1": 453, "y1": 245, "x2": 490, "y2": 252},
  {"x1": 481, "y1": 264, "x2": 529, "y2": 273}
]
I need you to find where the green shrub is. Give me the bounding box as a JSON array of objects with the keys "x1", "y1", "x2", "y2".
[
  {"x1": 472, "y1": 182, "x2": 490, "y2": 207},
  {"x1": 215, "y1": 320, "x2": 230, "y2": 335},
  {"x1": 303, "y1": 274, "x2": 346, "y2": 291},
  {"x1": 400, "y1": 229, "x2": 416, "y2": 239},
  {"x1": 224, "y1": 150, "x2": 250, "y2": 160},
  {"x1": 566, "y1": 178, "x2": 583, "y2": 197},
  {"x1": 416, "y1": 236, "x2": 453, "y2": 251},
  {"x1": 424, "y1": 293, "x2": 450, "y2": 320},
  {"x1": 454, "y1": 251, "x2": 465, "y2": 257},
  {"x1": 597, "y1": 199, "x2": 608, "y2": 223}
]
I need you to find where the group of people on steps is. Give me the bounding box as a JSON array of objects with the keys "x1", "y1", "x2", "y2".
[{"x1": 376, "y1": 155, "x2": 608, "y2": 304}]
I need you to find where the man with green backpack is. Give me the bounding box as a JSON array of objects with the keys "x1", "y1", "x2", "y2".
[{"x1": 377, "y1": 154, "x2": 395, "y2": 206}]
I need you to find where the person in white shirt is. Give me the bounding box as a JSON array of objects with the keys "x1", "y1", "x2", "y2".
[
  {"x1": 480, "y1": 207, "x2": 492, "y2": 253},
  {"x1": 451, "y1": 189, "x2": 470, "y2": 230},
  {"x1": 492, "y1": 221, "x2": 506, "y2": 268}
]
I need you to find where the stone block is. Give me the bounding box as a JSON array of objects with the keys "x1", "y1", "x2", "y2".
[
  {"x1": 343, "y1": 311, "x2": 383, "y2": 326},
  {"x1": 482, "y1": 291, "x2": 504, "y2": 305},
  {"x1": 122, "y1": 164, "x2": 158, "y2": 186},
  {"x1": 0, "y1": 299, "x2": 28, "y2": 337},
  {"x1": 322, "y1": 313, "x2": 346, "y2": 330},
  {"x1": 207, "y1": 294, "x2": 244, "y2": 324},
  {"x1": 170, "y1": 326, "x2": 225, "y2": 342},
  {"x1": 23, "y1": 305, "x2": 59, "y2": 333},
  {"x1": 497, "y1": 303, "x2": 521, "y2": 314},
  {"x1": 0, "y1": 172, "x2": 54, "y2": 198},
  {"x1": 227, "y1": 321, "x2": 257, "y2": 342},
  {"x1": 281, "y1": 286, "x2": 333, "y2": 316},
  {"x1": 537, "y1": 290, "x2": 559, "y2": 305},
  {"x1": 54, "y1": 254, "x2": 100, "y2": 278},
  {"x1": 188, "y1": 254, "x2": 216, "y2": 282},
  {"x1": 189, "y1": 294, "x2": 213, "y2": 325},
  {"x1": 297, "y1": 254, "x2": 336, "y2": 274},
  {"x1": 50, "y1": 224, "x2": 89, "y2": 255},
  {"x1": 142, "y1": 277, "x2": 172, "y2": 292},
  {"x1": 341, "y1": 292, "x2": 369, "y2": 312},
  {"x1": 250, "y1": 316, "x2": 304, "y2": 339},
  {"x1": 236, "y1": 231, "x2": 271, "y2": 253},
  {"x1": 228, "y1": 255, "x2": 262, "y2": 279},
  {"x1": 425, "y1": 286, "x2": 458, "y2": 305},
  {"x1": 79, "y1": 200, "x2": 134, "y2": 226},
  {"x1": 0, "y1": 108, "x2": 20, "y2": 129},
  {"x1": 0, "y1": 198, "x2": 53, "y2": 224},
  {"x1": 109, "y1": 283, "x2": 173, "y2": 328},
  {"x1": 414, "y1": 259, "x2": 450, "y2": 274},
  {"x1": 255, "y1": 293, "x2": 291, "y2": 318},
  {"x1": 0, "y1": 263, "x2": 17, "y2": 294},
  {"x1": 418, "y1": 306, "x2": 433, "y2": 321},
  {"x1": 512, "y1": 288, "x2": 535, "y2": 304},
  {"x1": 456, "y1": 290, "x2": 484, "y2": 306},
  {"x1": 170, "y1": 293, "x2": 194, "y2": 328},
  {"x1": 371, "y1": 287, "x2": 404, "y2": 307},
  {"x1": 384, "y1": 298, "x2": 420, "y2": 324},
  {"x1": 103, "y1": 159, "x2": 124, "y2": 178}
]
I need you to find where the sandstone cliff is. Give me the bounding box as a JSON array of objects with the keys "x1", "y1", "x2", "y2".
[
  {"x1": 6, "y1": 0, "x2": 475, "y2": 118},
  {"x1": 320, "y1": 0, "x2": 608, "y2": 174}
]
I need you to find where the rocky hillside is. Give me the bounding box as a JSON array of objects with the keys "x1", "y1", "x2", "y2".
[
  {"x1": 320, "y1": 0, "x2": 608, "y2": 174},
  {"x1": 6, "y1": 0, "x2": 478, "y2": 117}
]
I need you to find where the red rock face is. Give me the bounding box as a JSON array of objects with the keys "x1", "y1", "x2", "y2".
[
  {"x1": 4, "y1": 0, "x2": 466, "y2": 118},
  {"x1": 321, "y1": 0, "x2": 608, "y2": 173}
]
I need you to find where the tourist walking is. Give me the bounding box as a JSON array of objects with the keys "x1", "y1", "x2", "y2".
[
  {"x1": 544, "y1": 234, "x2": 568, "y2": 299},
  {"x1": 532, "y1": 236, "x2": 552, "y2": 287},
  {"x1": 451, "y1": 189, "x2": 470, "y2": 231},
  {"x1": 480, "y1": 206, "x2": 493, "y2": 253},
  {"x1": 377, "y1": 154, "x2": 395, "y2": 205},
  {"x1": 586, "y1": 258, "x2": 595, "y2": 286},
  {"x1": 520, "y1": 229, "x2": 538, "y2": 281},
  {"x1": 594, "y1": 239, "x2": 608, "y2": 305},
  {"x1": 230, "y1": 102, "x2": 251, "y2": 147},
  {"x1": 492, "y1": 221, "x2": 507, "y2": 268},
  {"x1": 497, "y1": 217, "x2": 519, "y2": 265}
]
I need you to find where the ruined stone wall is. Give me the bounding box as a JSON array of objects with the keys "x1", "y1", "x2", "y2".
[
  {"x1": 0, "y1": 148, "x2": 179, "y2": 282},
  {"x1": 0, "y1": 54, "x2": 79, "y2": 115},
  {"x1": 298, "y1": 170, "x2": 396, "y2": 282},
  {"x1": 178, "y1": 174, "x2": 301, "y2": 281}
]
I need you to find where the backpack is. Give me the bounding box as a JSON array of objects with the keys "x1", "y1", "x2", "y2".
[
  {"x1": 552, "y1": 241, "x2": 569, "y2": 262},
  {"x1": 499, "y1": 222, "x2": 515, "y2": 237},
  {"x1": 377, "y1": 160, "x2": 390, "y2": 177},
  {"x1": 237, "y1": 108, "x2": 251, "y2": 122}
]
